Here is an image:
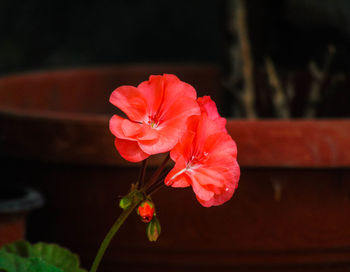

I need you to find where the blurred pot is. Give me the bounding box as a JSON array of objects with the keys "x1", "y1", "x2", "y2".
[
  {"x1": 0, "y1": 185, "x2": 43, "y2": 247},
  {"x1": 0, "y1": 65, "x2": 349, "y2": 272}
]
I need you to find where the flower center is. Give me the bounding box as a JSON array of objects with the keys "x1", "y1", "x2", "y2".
[
  {"x1": 146, "y1": 115, "x2": 160, "y2": 128},
  {"x1": 150, "y1": 121, "x2": 157, "y2": 128},
  {"x1": 166, "y1": 152, "x2": 209, "y2": 186},
  {"x1": 186, "y1": 152, "x2": 208, "y2": 170}
]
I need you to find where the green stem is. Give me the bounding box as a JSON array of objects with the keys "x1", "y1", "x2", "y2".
[
  {"x1": 144, "y1": 154, "x2": 170, "y2": 191},
  {"x1": 146, "y1": 169, "x2": 169, "y2": 195},
  {"x1": 89, "y1": 194, "x2": 142, "y2": 272},
  {"x1": 138, "y1": 158, "x2": 148, "y2": 188}
]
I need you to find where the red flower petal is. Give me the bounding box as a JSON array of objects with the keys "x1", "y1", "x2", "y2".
[
  {"x1": 198, "y1": 161, "x2": 240, "y2": 207},
  {"x1": 137, "y1": 75, "x2": 164, "y2": 117},
  {"x1": 110, "y1": 115, "x2": 128, "y2": 139},
  {"x1": 121, "y1": 119, "x2": 142, "y2": 138},
  {"x1": 190, "y1": 176, "x2": 215, "y2": 202},
  {"x1": 198, "y1": 96, "x2": 226, "y2": 132},
  {"x1": 138, "y1": 117, "x2": 193, "y2": 155},
  {"x1": 204, "y1": 133, "x2": 238, "y2": 164},
  {"x1": 114, "y1": 138, "x2": 149, "y2": 162},
  {"x1": 110, "y1": 86, "x2": 147, "y2": 122},
  {"x1": 137, "y1": 74, "x2": 197, "y2": 118},
  {"x1": 165, "y1": 74, "x2": 197, "y2": 99},
  {"x1": 169, "y1": 128, "x2": 196, "y2": 162},
  {"x1": 164, "y1": 156, "x2": 191, "y2": 188}
]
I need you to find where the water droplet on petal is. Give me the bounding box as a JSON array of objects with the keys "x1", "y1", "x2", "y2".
[{"x1": 225, "y1": 187, "x2": 229, "y2": 192}]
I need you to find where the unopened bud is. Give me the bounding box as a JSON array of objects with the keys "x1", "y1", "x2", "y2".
[
  {"x1": 119, "y1": 195, "x2": 132, "y2": 210},
  {"x1": 137, "y1": 200, "x2": 155, "y2": 223},
  {"x1": 120, "y1": 191, "x2": 143, "y2": 210},
  {"x1": 146, "y1": 217, "x2": 161, "y2": 242}
]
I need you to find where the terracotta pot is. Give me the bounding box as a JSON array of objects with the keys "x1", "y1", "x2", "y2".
[
  {"x1": 0, "y1": 66, "x2": 349, "y2": 271},
  {"x1": 0, "y1": 186, "x2": 43, "y2": 248}
]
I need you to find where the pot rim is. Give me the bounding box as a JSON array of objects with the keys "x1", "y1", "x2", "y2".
[
  {"x1": 0, "y1": 186, "x2": 44, "y2": 214},
  {"x1": 0, "y1": 66, "x2": 350, "y2": 168}
]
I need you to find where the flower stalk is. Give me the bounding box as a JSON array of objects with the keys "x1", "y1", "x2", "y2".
[
  {"x1": 90, "y1": 156, "x2": 169, "y2": 272},
  {"x1": 89, "y1": 190, "x2": 143, "y2": 272},
  {"x1": 144, "y1": 154, "x2": 170, "y2": 191},
  {"x1": 137, "y1": 158, "x2": 148, "y2": 188}
]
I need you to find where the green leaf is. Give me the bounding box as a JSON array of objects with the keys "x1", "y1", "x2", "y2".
[
  {"x1": 0, "y1": 250, "x2": 28, "y2": 272},
  {"x1": 33, "y1": 243, "x2": 86, "y2": 272},
  {"x1": 0, "y1": 241, "x2": 34, "y2": 258},
  {"x1": 0, "y1": 252, "x2": 62, "y2": 272},
  {"x1": 0, "y1": 241, "x2": 86, "y2": 272},
  {"x1": 26, "y1": 258, "x2": 63, "y2": 272}
]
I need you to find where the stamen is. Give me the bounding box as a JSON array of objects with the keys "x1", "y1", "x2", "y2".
[
  {"x1": 166, "y1": 168, "x2": 187, "y2": 185},
  {"x1": 147, "y1": 116, "x2": 159, "y2": 128}
]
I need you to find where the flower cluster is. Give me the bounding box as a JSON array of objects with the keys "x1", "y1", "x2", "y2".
[{"x1": 110, "y1": 74, "x2": 240, "y2": 207}]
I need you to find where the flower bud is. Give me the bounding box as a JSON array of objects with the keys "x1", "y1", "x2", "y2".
[
  {"x1": 146, "y1": 217, "x2": 161, "y2": 242},
  {"x1": 119, "y1": 195, "x2": 132, "y2": 210},
  {"x1": 137, "y1": 200, "x2": 155, "y2": 223},
  {"x1": 120, "y1": 191, "x2": 143, "y2": 210}
]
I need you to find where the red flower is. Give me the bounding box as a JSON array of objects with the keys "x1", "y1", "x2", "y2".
[
  {"x1": 197, "y1": 96, "x2": 227, "y2": 132},
  {"x1": 137, "y1": 201, "x2": 155, "y2": 223},
  {"x1": 109, "y1": 74, "x2": 200, "y2": 162},
  {"x1": 165, "y1": 96, "x2": 240, "y2": 207}
]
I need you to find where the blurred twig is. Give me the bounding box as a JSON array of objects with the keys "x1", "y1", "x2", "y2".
[
  {"x1": 234, "y1": 0, "x2": 257, "y2": 119},
  {"x1": 225, "y1": 0, "x2": 244, "y2": 117},
  {"x1": 265, "y1": 57, "x2": 290, "y2": 119},
  {"x1": 304, "y1": 45, "x2": 335, "y2": 118},
  {"x1": 286, "y1": 73, "x2": 296, "y2": 105}
]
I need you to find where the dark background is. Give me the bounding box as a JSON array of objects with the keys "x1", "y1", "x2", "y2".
[
  {"x1": 1, "y1": 0, "x2": 350, "y2": 117},
  {"x1": 0, "y1": 0, "x2": 223, "y2": 74},
  {"x1": 1, "y1": 2, "x2": 350, "y2": 271},
  {"x1": 1, "y1": 0, "x2": 350, "y2": 73}
]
